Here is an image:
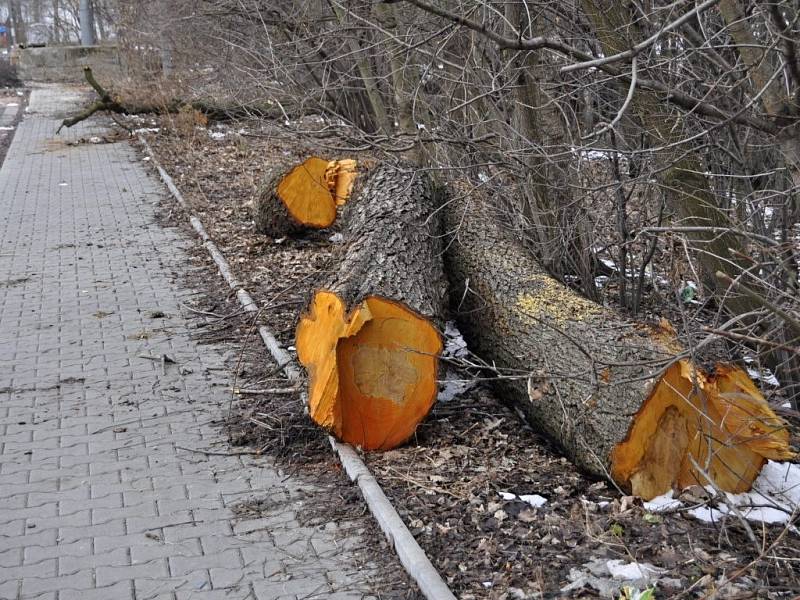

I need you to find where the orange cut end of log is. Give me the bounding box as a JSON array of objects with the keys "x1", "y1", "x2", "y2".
[
  {"x1": 610, "y1": 360, "x2": 794, "y2": 500},
  {"x1": 324, "y1": 159, "x2": 358, "y2": 206},
  {"x1": 296, "y1": 290, "x2": 442, "y2": 450},
  {"x1": 277, "y1": 157, "x2": 338, "y2": 228}
]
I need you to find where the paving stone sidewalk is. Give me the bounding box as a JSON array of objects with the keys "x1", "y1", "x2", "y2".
[{"x1": 0, "y1": 86, "x2": 380, "y2": 600}]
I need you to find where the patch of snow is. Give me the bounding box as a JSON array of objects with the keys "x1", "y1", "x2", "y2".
[
  {"x1": 742, "y1": 356, "x2": 780, "y2": 386},
  {"x1": 6, "y1": 102, "x2": 18, "y2": 107},
  {"x1": 133, "y1": 128, "x2": 160, "y2": 135},
  {"x1": 498, "y1": 492, "x2": 516, "y2": 501},
  {"x1": 328, "y1": 233, "x2": 344, "y2": 244},
  {"x1": 571, "y1": 146, "x2": 614, "y2": 161},
  {"x1": 563, "y1": 557, "x2": 679, "y2": 598},
  {"x1": 745, "y1": 366, "x2": 780, "y2": 386},
  {"x1": 478, "y1": 172, "x2": 489, "y2": 183},
  {"x1": 688, "y1": 505, "x2": 724, "y2": 523},
  {"x1": 443, "y1": 321, "x2": 468, "y2": 359},
  {"x1": 644, "y1": 491, "x2": 682, "y2": 512},
  {"x1": 208, "y1": 130, "x2": 227, "y2": 140},
  {"x1": 655, "y1": 461, "x2": 800, "y2": 525},
  {"x1": 0, "y1": 126, "x2": 13, "y2": 130}
]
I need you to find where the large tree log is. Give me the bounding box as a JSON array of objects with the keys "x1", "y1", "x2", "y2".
[
  {"x1": 253, "y1": 157, "x2": 357, "y2": 237},
  {"x1": 296, "y1": 164, "x2": 445, "y2": 450},
  {"x1": 443, "y1": 196, "x2": 793, "y2": 500}
]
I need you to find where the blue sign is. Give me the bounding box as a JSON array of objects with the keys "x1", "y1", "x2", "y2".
[{"x1": 0, "y1": 26, "x2": 7, "y2": 34}]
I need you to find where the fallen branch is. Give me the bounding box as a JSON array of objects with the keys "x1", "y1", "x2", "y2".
[{"x1": 57, "y1": 67, "x2": 288, "y2": 133}]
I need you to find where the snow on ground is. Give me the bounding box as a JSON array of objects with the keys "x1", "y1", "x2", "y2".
[{"x1": 645, "y1": 460, "x2": 800, "y2": 525}]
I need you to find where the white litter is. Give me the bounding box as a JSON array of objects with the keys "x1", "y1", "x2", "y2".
[
  {"x1": 498, "y1": 492, "x2": 548, "y2": 508},
  {"x1": 606, "y1": 560, "x2": 665, "y2": 580}
]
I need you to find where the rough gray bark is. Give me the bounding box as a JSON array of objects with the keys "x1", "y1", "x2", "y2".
[
  {"x1": 325, "y1": 163, "x2": 446, "y2": 321},
  {"x1": 443, "y1": 197, "x2": 671, "y2": 481},
  {"x1": 442, "y1": 196, "x2": 791, "y2": 498}
]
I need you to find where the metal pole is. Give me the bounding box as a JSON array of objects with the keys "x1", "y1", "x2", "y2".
[{"x1": 79, "y1": 0, "x2": 95, "y2": 46}]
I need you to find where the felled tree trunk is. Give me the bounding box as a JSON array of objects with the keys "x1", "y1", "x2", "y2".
[
  {"x1": 253, "y1": 158, "x2": 357, "y2": 237},
  {"x1": 296, "y1": 164, "x2": 446, "y2": 450},
  {"x1": 443, "y1": 197, "x2": 793, "y2": 500}
]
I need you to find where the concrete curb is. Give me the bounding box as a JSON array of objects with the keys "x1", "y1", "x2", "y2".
[{"x1": 138, "y1": 136, "x2": 457, "y2": 600}]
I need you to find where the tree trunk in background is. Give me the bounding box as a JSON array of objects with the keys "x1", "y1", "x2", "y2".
[
  {"x1": 9, "y1": 0, "x2": 26, "y2": 46},
  {"x1": 32, "y1": 0, "x2": 42, "y2": 23},
  {"x1": 717, "y1": 0, "x2": 800, "y2": 406},
  {"x1": 583, "y1": 0, "x2": 761, "y2": 319},
  {"x1": 443, "y1": 195, "x2": 793, "y2": 499},
  {"x1": 52, "y1": 0, "x2": 61, "y2": 43},
  {"x1": 328, "y1": 2, "x2": 390, "y2": 133},
  {"x1": 79, "y1": 0, "x2": 95, "y2": 46},
  {"x1": 504, "y1": 3, "x2": 596, "y2": 296},
  {"x1": 373, "y1": 3, "x2": 417, "y2": 158}
]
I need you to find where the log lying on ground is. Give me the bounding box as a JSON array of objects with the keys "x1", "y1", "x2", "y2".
[
  {"x1": 443, "y1": 197, "x2": 793, "y2": 500},
  {"x1": 296, "y1": 164, "x2": 445, "y2": 450},
  {"x1": 253, "y1": 157, "x2": 357, "y2": 237}
]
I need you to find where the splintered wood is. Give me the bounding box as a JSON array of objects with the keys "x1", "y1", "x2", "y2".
[
  {"x1": 297, "y1": 292, "x2": 441, "y2": 450},
  {"x1": 612, "y1": 360, "x2": 792, "y2": 499}
]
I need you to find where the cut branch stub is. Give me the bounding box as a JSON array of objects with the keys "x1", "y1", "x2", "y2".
[
  {"x1": 253, "y1": 157, "x2": 357, "y2": 237},
  {"x1": 443, "y1": 196, "x2": 793, "y2": 500},
  {"x1": 296, "y1": 164, "x2": 446, "y2": 450}
]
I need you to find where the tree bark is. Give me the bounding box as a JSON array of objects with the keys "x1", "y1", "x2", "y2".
[
  {"x1": 443, "y1": 196, "x2": 792, "y2": 499},
  {"x1": 296, "y1": 164, "x2": 445, "y2": 450}
]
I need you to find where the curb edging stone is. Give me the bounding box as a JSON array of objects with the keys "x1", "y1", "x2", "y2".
[{"x1": 138, "y1": 135, "x2": 457, "y2": 600}]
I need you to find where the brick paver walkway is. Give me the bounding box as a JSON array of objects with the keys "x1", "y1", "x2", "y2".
[{"x1": 0, "y1": 86, "x2": 378, "y2": 600}]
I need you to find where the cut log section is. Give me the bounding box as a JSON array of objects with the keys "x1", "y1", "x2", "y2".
[
  {"x1": 443, "y1": 196, "x2": 793, "y2": 500},
  {"x1": 296, "y1": 165, "x2": 446, "y2": 450},
  {"x1": 253, "y1": 157, "x2": 357, "y2": 237}
]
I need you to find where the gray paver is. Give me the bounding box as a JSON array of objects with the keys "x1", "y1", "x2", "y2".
[{"x1": 0, "y1": 85, "x2": 381, "y2": 599}]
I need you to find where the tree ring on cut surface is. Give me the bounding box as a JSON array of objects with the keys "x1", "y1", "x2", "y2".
[{"x1": 296, "y1": 290, "x2": 442, "y2": 451}]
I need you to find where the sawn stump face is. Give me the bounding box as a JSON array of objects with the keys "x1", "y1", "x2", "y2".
[{"x1": 253, "y1": 157, "x2": 357, "y2": 237}]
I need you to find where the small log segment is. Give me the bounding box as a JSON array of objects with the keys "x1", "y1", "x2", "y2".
[
  {"x1": 296, "y1": 164, "x2": 446, "y2": 450},
  {"x1": 253, "y1": 158, "x2": 357, "y2": 237},
  {"x1": 443, "y1": 197, "x2": 793, "y2": 500}
]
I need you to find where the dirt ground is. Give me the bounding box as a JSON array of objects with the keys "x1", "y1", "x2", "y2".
[{"x1": 101, "y1": 110, "x2": 800, "y2": 600}]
